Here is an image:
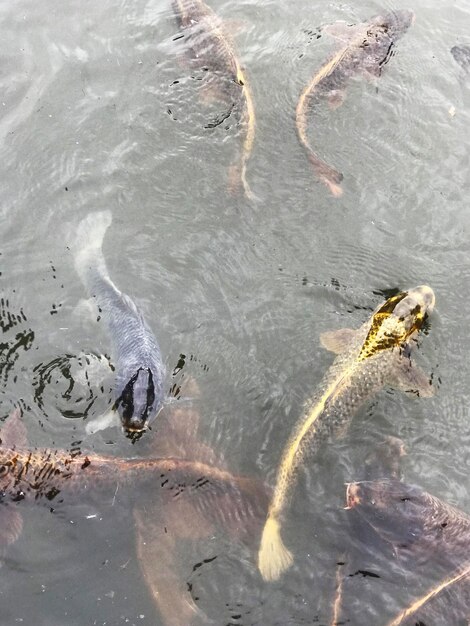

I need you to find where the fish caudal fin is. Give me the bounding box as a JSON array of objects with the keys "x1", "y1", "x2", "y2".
[
  {"x1": 258, "y1": 516, "x2": 293, "y2": 581},
  {"x1": 73, "y1": 210, "x2": 112, "y2": 285}
]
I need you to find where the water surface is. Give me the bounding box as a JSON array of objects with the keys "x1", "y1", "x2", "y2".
[{"x1": 1, "y1": 0, "x2": 470, "y2": 624}]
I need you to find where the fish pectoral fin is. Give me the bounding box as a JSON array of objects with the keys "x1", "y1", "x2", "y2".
[
  {"x1": 0, "y1": 407, "x2": 28, "y2": 448},
  {"x1": 320, "y1": 328, "x2": 358, "y2": 354},
  {"x1": 327, "y1": 89, "x2": 346, "y2": 110},
  {"x1": 85, "y1": 410, "x2": 120, "y2": 435},
  {"x1": 0, "y1": 506, "x2": 23, "y2": 550},
  {"x1": 389, "y1": 359, "x2": 434, "y2": 398}
]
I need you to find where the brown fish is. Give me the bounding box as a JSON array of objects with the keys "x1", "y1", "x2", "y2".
[
  {"x1": 347, "y1": 479, "x2": 470, "y2": 624},
  {"x1": 172, "y1": 0, "x2": 256, "y2": 198},
  {"x1": 296, "y1": 10, "x2": 414, "y2": 196},
  {"x1": 0, "y1": 407, "x2": 268, "y2": 625}
]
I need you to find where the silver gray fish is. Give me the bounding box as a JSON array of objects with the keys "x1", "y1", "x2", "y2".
[{"x1": 73, "y1": 211, "x2": 164, "y2": 432}]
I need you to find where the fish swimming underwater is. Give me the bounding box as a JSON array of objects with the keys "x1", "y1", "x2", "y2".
[
  {"x1": 258, "y1": 285, "x2": 435, "y2": 581},
  {"x1": 347, "y1": 478, "x2": 470, "y2": 625},
  {"x1": 451, "y1": 44, "x2": 470, "y2": 73},
  {"x1": 172, "y1": 0, "x2": 255, "y2": 198},
  {"x1": 0, "y1": 406, "x2": 268, "y2": 625},
  {"x1": 73, "y1": 210, "x2": 164, "y2": 432},
  {"x1": 296, "y1": 9, "x2": 414, "y2": 196},
  {"x1": 0, "y1": 408, "x2": 264, "y2": 541}
]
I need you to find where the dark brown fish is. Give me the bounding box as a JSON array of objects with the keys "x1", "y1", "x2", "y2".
[
  {"x1": 346, "y1": 478, "x2": 470, "y2": 625},
  {"x1": 296, "y1": 10, "x2": 414, "y2": 196},
  {"x1": 172, "y1": 0, "x2": 255, "y2": 198}
]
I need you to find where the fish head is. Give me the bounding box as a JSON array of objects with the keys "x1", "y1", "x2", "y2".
[
  {"x1": 359, "y1": 285, "x2": 435, "y2": 359},
  {"x1": 370, "y1": 9, "x2": 415, "y2": 39},
  {"x1": 115, "y1": 367, "x2": 158, "y2": 433},
  {"x1": 346, "y1": 479, "x2": 427, "y2": 549}
]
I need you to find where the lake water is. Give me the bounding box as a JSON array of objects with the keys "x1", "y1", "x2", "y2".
[{"x1": 1, "y1": 0, "x2": 470, "y2": 624}]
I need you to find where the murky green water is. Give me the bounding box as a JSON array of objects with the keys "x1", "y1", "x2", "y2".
[{"x1": 1, "y1": 0, "x2": 470, "y2": 624}]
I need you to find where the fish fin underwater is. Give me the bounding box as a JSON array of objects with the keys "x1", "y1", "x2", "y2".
[
  {"x1": 73, "y1": 209, "x2": 112, "y2": 286},
  {"x1": 389, "y1": 357, "x2": 435, "y2": 397},
  {"x1": 258, "y1": 516, "x2": 293, "y2": 582},
  {"x1": 320, "y1": 327, "x2": 359, "y2": 354},
  {"x1": 0, "y1": 406, "x2": 28, "y2": 448}
]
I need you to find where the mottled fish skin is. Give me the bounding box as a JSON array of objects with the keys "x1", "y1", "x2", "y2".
[
  {"x1": 73, "y1": 211, "x2": 165, "y2": 432},
  {"x1": 172, "y1": 0, "x2": 255, "y2": 198},
  {"x1": 451, "y1": 44, "x2": 470, "y2": 72},
  {"x1": 258, "y1": 286, "x2": 435, "y2": 581},
  {"x1": 296, "y1": 10, "x2": 414, "y2": 196}
]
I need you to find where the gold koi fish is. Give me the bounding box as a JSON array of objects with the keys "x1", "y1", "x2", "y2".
[{"x1": 258, "y1": 285, "x2": 435, "y2": 581}]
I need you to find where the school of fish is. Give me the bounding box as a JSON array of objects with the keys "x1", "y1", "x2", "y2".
[{"x1": 4, "y1": 1, "x2": 470, "y2": 624}]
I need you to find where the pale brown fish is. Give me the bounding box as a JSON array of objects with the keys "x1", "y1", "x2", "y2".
[
  {"x1": 172, "y1": 0, "x2": 256, "y2": 198},
  {"x1": 296, "y1": 10, "x2": 414, "y2": 196}
]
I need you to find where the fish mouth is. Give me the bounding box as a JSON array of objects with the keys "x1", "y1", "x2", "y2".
[
  {"x1": 411, "y1": 285, "x2": 435, "y2": 313},
  {"x1": 122, "y1": 418, "x2": 148, "y2": 433},
  {"x1": 345, "y1": 483, "x2": 361, "y2": 509}
]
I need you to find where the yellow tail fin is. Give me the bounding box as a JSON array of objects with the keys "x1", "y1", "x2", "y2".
[{"x1": 258, "y1": 516, "x2": 293, "y2": 581}]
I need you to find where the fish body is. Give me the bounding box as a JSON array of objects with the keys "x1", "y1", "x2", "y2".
[
  {"x1": 296, "y1": 10, "x2": 414, "y2": 196},
  {"x1": 451, "y1": 44, "x2": 470, "y2": 73},
  {"x1": 258, "y1": 285, "x2": 435, "y2": 581},
  {"x1": 73, "y1": 211, "x2": 165, "y2": 432},
  {"x1": 172, "y1": 0, "x2": 255, "y2": 198},
  {"x1": 347, "y1": 478, "x2": 470, "y2": 567},
  {"x1": 0, "y1": 408, "x2": 266, "y2": 550},
  {"x1": 347, "y1": 479, "x2": 470, "y2": 625}
]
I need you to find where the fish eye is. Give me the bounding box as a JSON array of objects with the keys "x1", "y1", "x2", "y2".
[{"x1": 0, "y1": 465, "x2": 9, "y2": 477}]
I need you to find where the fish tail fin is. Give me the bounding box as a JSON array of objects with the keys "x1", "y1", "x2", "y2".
[
  {"x1": 73, "y1": 210, "x2": 112, "y2": 285},
  {"x1": 227, "y1": 160, "x2": 256, "y2": 201},
  {"x1": 258, "y1": 516, "x2": 293, "y2": 581},
  {"x1": 306, "y1": 152, "x2": 343, "y2": 197}
]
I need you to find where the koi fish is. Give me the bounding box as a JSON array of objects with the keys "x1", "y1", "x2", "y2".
[
  {"x1": 258, "y1": 286, "x2": 435, "y2": 581},
  {"x1": 172, "y1": 0, "x2": 255, "y2": 198},
  {"x1": 73, "y1": 210, "x2": 165, "y2": 432},
  {"x1": 347, "y1": 478, "x2": 470, "y2": 625},
  {"x1": 296, "y1": 10, "x2": 414, "y2": 196}
]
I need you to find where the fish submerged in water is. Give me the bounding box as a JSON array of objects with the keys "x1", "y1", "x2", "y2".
[
  {"x1": 346, "y1": 479, "x2": 470, "y2": 568},
  {"x1": 0, "y1": 407, "x2": 268, "y2": 625},
  {"x1": 0, "y1": 407, "x2": 266, "y2": 545},
  {"x1": 73, "y1": 210, "x2": 164, "y2": 433},
  {"x1": 451, "y1": 44, "x2": 470, "y2": 73},
  {"x1": 258, "y1": 285, "x2": 435, "y2": 581},
  {"x1": 172, "y1": 0, "x2": 255, "y2": 198},
  {"x1": 347, "y1": 479, "x2": 470, "y2": 625},
  {"x1": 296, "y1": 9, "x2": 414, "y2": 196}
]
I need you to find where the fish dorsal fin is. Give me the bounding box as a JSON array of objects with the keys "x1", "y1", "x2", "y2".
[
  {"x1": 0, "y1": 407, "x2": 28, "y2": 448},
  {"x1": 323, "y1": 21, "x2": 368, "y2": 44},
  {"x1": 320, "y1": 328, "x2": 358, "y2": 354}
]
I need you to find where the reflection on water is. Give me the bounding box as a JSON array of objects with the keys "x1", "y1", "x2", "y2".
[{"x1": 1, "y1": 0, "x2": 470, "y2": 623}]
